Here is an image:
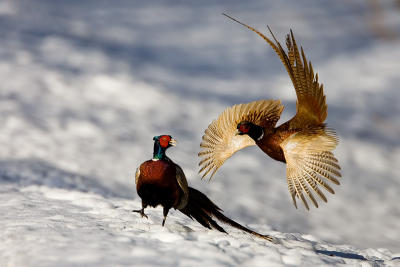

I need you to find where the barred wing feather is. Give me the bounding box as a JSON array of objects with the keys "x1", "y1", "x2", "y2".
[
  {"x1": 223, "y1": 13, "x2": 328, "y2": 128},
  {"x1": 281, "y1": 127, "x2": 341, "y2": 210},
  {"x1": 199, "y1": 99, "x2": 283, "y2": 179}
]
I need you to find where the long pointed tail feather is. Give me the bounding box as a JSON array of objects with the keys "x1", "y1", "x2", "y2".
[{"x1": 179, "y1": 187, "x2": 273, "y2": 241}]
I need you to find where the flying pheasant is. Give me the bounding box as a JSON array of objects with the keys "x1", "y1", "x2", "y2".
[
  {"x1": 134, "y1": 134, "x2": 273, "y2": 241},
  {"x1": 198, "y1": 14, "x2": 341, "y2": 210}
]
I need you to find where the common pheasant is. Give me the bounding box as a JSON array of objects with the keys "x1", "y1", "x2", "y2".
[
  {"x1": 134, "y1": 134, "x2": 273, "y2": 240},
  {"x1": 198, "y1": 14, "x2": 341, "y2": 210}
]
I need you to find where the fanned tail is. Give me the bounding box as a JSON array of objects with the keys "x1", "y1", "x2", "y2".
[{"x1": 179, "y1": 187, "x2": 273, "y2": 241}]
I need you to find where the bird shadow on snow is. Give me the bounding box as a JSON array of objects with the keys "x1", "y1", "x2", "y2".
[
  {"x1": 315, "y1": 249, "x2": 368, "y2": 261},
  {"x1": 315, "y1": 248, "x2": 399, "y2": 263},
  {"x1": 0, "y1": 158, "x2": 129, "y2": 198}
]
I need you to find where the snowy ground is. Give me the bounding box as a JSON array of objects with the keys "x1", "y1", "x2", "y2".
[{"x1": 1, "y1": 0, "x2": 400, "y2": 266}]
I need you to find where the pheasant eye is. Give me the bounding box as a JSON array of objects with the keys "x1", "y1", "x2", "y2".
[{"x1": 239, "y1": 124, "x2": 250, "y2": 133}]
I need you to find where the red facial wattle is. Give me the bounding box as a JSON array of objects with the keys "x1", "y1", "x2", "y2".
[{"x1": 159, "y1": 135, "x2": 171, "y2": 148}]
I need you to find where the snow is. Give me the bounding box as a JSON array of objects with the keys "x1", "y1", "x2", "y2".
[
  {"x1": 1, "y1": 185, "x2": 398, "y2": 267},
  {"x1": 1, "y1": 0, "x2": 400, "y2": 266}
]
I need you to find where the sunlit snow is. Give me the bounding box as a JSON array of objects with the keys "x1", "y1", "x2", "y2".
[{"x1": 1, "y1": 0, "x2": 400, "y2": 266}]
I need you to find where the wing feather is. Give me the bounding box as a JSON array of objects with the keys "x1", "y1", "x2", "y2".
[
  {"x1": 302, "y1": 170, "x2": 328, "y2": 203},
  {"x1": 135, "y1": 167, "x2": 140, "y2": 185},
  {"x1": 199, "y1": 99, "x2": 283, "y2": 179},
  {"x1": 299, "y1": 175, "x2": 318, "y2": 208},
  {"x1": 286, "y1": 175, "x2": 297, "y2": 208},
  {"x1": 223, "y1": 14, "x2": 327, "y2": 128},
  {"x1": 175, "y1": 164, "x2": 189, "y2": 210},
  {"x1": 281, "y1": 127, "x2": 341, "y2": 209}
]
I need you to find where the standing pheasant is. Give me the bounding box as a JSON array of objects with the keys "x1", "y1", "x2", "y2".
[
  {"x1": 198, "y1": 14, "x2": 341, "y2": 210},
  {"x1": 134, "y1": 134, "x2": 273, "y2": 241}
]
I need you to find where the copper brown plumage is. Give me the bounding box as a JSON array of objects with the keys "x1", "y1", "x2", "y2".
[
  {"x1": 134, "y1": 134, "x2": 273, "y2": 241},
  {"x1": 198, "y1": 14, "x2": 341, "y2": 210}
]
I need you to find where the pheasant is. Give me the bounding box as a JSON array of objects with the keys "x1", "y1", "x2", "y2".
[
  {"x1": 134, "y1": 134, "x2": 273, "y2": 241},
  {"x1": 198, "y1": 14, "x2": 341, "y2": 210}
]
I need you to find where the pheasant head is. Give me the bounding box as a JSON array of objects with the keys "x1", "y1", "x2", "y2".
[{"x1": 152, "y1": 135, "x2": 177, "y2": 160}]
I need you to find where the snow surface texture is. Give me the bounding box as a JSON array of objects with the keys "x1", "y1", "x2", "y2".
[{"x1": 1, "y1": 0, "x2": 400, "y2": 266}]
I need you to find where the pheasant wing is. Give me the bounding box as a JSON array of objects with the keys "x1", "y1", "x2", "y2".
[
  {"x1": 199, "y1": 99, "x2": 283, "y2": 179},
  {"x1": 281, "y1": 127, "x2": 341, "y2": 210},
  {"x1": 174, "y1": 164, "x2": 189, "y2": 209},
  {"x1": 284, "y1": 31, "x2": 327, "y2": 128},
  {"x1": 223, "y1": 14, "x2": 327, "y2": 128},
  {"x1": 135, "y1": 167, "x2": 140, "y2": 185}
]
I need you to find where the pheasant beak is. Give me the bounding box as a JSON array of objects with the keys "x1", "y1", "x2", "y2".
[
  {"x1": 169, "y1": 138, "x2": 177, "y2": 146},
  {"x1": 235, "y1": 129, "x2": 240, "y2": 136}
]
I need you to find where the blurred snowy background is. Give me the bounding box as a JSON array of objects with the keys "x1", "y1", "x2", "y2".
[{"x1": 1, "y1": 0, "x2": 400, "y2": 265}]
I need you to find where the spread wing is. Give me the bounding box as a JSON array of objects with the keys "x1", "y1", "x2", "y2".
[
  {"x1": 175, "y1": 164, "x2": 189, "y2": 209},
  {"x1": 199, "y1": 99, "x2": 283, "y2": 179},
  {"x1": 223, "y1": 14, "x2": 327, "y2": 128},
  {"x1": 281, "y1": 127, "x2": 341, "y2": 210}
]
